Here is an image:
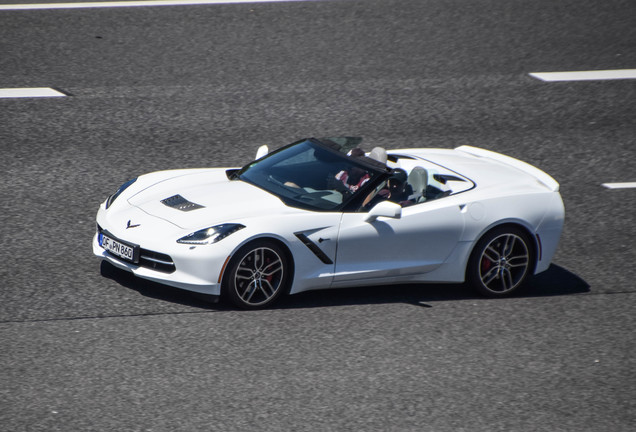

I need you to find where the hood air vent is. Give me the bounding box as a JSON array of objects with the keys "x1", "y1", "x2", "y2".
[{"x1": 161, "y1": 194, "x2": 205, "y2": 212}]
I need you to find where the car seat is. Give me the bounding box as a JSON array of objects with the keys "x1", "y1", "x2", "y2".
[{"x1": 407, "y1": 166, "x2": 428, "y2": 203}]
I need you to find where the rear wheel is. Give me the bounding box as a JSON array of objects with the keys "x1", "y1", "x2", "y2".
[
  {"x1": 223, "y1": 240, "x2": 289, "y2": 309},
  {"x1": 467, "y1": 227, "x2": 533, "y2": 297}
]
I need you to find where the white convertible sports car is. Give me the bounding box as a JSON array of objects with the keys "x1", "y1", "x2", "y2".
[{"x1": 93, "y1": 137, "x2": 564, "y2": 308}]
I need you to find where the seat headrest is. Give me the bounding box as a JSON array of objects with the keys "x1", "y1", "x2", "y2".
[{"x1": 368, "y1": 147, "x2": 388, "y2": 164}]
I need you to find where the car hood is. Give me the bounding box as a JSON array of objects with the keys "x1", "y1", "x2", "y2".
[{"x1": 126, "y1": 169, "x2": 289, "y2": 230}]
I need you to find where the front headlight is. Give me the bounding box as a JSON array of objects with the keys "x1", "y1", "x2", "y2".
[
  {"x1": 105, "y1": 177, "x2": 138, "y2": 209},
  {"x1": 177, "y1": 224, "x2": 245, "y2": 245}
]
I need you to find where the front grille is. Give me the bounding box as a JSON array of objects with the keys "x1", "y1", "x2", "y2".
[
  {"x1": 139, "y1": 249, "x2": 176, "y2": 273},
  {"x1": 97, "y1": 224, "x2": 176, "y2": 273}
]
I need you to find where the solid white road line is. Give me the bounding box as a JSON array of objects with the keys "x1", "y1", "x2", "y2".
[
  {"x1": 529, "y1": 69, "x2": 636, "y2": 82},
  {"x1": 0, "y1": 0, "x2": 310, "y2": 10},
  {"x1": 0, "y1": 88, "x2": 67, "y2": 98},
  {"x1": 602, "y1": 182, "x2": 636, "y2": 189}
]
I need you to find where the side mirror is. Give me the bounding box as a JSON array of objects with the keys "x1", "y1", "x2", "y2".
[
  {"x1": 365, "y1": 201, "x2": 402, "y2": 222},
  {"x1": 255, "y1": 145, "x2": 269, "y2": 160}
]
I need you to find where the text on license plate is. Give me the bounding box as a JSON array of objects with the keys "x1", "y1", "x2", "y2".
[{"x1": 100, "y1": 234, "x2": 135, "y2": 262}]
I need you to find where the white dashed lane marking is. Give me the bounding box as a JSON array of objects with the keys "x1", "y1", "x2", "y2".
[
  {"x1": 529, "y1": 69, "x2": 636, "y2": 82},
  {"x1": 528, "y1": 69, "x2": 635, "y2": 190},
  {"x1": 0, "y1": 88, "x2": 67, "y2": 98},
  {"x1": 0, "y1": 0, "x2": 310, "y2": 10},
  {"x1": 602, "y1": 183, "x2": 636, "y2": 190}
]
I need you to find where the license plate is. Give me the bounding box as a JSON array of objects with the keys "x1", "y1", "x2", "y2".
[{"x1": 99, "y1": 233, "x2": 138, "y2": 263}]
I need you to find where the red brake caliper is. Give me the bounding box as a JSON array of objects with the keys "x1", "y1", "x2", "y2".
[
  {"x1": 264, "y1": 258, "x2": 274, "y2": 283},
  {"x1": 481, "y1": 257, "x2": 492, "y2": 273}
]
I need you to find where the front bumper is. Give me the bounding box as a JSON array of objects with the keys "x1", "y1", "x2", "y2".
[{"x1": 93, "y1": 232, "x2": 223, "y2": 296}]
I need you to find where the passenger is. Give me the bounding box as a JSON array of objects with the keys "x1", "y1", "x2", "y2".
[{"x1": 335, "y1": 148, "x2": 371, "y2": 193}]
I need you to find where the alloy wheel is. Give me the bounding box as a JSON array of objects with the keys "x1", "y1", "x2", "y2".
[
  {"x1": 233, "y1": 246, "x2": 285, "y2": 307},
  {"x1": 478, "y1": 233, "x2": 530, "y2": 294}
]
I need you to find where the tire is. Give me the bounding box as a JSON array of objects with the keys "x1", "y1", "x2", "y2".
[
  {"x1": 223, "y1": 240, "x2": 290, "y2": 309},
  {"x1": 467, "y1": 226, "x2": 534, "y2": 297}
]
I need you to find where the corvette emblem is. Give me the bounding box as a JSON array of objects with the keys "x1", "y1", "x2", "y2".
[{"x1": 126, "y1": 220, "x2": 140, "y2": 229}]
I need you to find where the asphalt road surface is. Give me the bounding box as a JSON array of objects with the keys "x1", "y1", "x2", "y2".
[{"x1": 1, "y1": 0, "x2": 635, "y2": 431}]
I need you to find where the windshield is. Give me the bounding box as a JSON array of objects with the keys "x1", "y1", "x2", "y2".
[{"x1": 237, "y1": 139, "x2": 386, "y2": 211}]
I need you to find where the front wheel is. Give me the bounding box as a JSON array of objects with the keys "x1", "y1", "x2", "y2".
[
  {"x1": 467, "y1": 227, "x2": 534, "y2": 297},
  {"x1": 223, "y1": 240, "x2": 290, "y2": 309}
]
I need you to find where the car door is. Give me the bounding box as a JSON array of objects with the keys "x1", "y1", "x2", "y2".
[{"x1": 333, "y1": 199, "x2": 466, "y2": 284}]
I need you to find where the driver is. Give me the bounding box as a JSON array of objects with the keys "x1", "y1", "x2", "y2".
[
  {"x1": 365, "y1": 168, "x2": 414, "y2": 208},
  {"x1": 386, "y1": 169, "x2": 413, "y2": 205}
]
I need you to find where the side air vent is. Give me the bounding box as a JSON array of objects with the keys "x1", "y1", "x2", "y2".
[
  {"x1": 294, "y1": 232, "x2": 333, "y2": 264},
  {"x1": 161, "y1": 194, "x2": 205, "y2": 212}
]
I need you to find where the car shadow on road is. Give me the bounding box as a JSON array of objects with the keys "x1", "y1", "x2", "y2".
[
  {"x1": 100, "y1": 261, "x2": 232, "y2": 310},
  {"x1": 276, "y1": 264, "x2": 590, "y2": 310},
  {"x1": 101, "y1": 261, "x2": 589, "y2": 311}
]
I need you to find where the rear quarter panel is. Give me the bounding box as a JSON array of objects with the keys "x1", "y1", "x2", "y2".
[{"x1": 460, "y1": 186, "x2": 564, "y2": 275}]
